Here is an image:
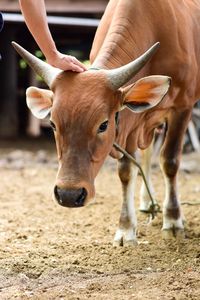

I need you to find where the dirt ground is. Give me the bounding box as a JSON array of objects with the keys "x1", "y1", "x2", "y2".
[{"x1": 0, "y1": 138, "x2": 199, "y2": 300}]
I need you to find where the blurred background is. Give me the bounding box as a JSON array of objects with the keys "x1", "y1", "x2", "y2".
[
  {"x1": 0, "y1": 0, "x2": 199, "y2": 155},
  {"x1": 0, "y1": 0, "x2": 108, "y2": 139}
]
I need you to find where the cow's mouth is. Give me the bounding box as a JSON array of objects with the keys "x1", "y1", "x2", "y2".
[{"x1": 54, "y1": 186, "x2": 87, "y2": 208}]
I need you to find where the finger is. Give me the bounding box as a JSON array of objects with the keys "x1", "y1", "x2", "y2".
[
  {"x1": 70, "y1": 62, "x2": 85, "y2": 72},
  {"x1": 69, "y1": 56, "x2": 87, "y2": 71},
  {"x1": 75, "y1": 60, "x2": 87, "y2": 71}
]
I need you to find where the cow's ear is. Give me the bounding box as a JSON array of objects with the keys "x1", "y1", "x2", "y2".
[
  {"x1": 121, "y1": 75, "x2": 171, "y2": 113},
  {"x1": 26, "y1": 87, "x2": 53, "y2": 119}
]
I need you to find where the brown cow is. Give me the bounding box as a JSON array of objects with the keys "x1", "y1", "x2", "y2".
[{"x1": 13, "y1": 0, "x2": 198, "y2": 246}]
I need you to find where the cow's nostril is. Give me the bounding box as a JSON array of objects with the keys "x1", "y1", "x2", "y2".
[
  {"x1": 54, "y1": 186, "x2": 87, "y2": 207},
  {"x1": 54, "y1": 185, "x2": 61, "y2": 202},
  {"x1": 75, "y1": 188, "x2": 87, "y2": 207}
]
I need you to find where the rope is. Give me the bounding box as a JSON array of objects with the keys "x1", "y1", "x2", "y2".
[
  {"x1": 113, "y1": 142, "x2": 161, "y2": 220},
  {"x1": 113, "y1": 143, "x2": 200, "y2": 220},
  {"x1": 181, "y1": 201, "x2": 200, "y2": 206}
]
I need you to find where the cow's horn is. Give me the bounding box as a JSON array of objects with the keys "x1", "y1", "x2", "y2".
[
  {"x1": 104, "y1": 42, "x2": 160, "y2": 90},
  {"x1": 12, "y1": 42, "x2": 61, "y2": 88}
]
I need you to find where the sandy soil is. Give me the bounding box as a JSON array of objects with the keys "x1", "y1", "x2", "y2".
[{"x1": 0, "y1": 138, "x2": 199, "y2": 300}]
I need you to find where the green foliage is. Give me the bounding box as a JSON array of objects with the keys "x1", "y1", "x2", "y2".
[
  {"x1": 84, "y1": 60, "x2": 91, "y2": 68},
  {"x1": 19, "y1": 59, "x2": 27, "y2": 69}
]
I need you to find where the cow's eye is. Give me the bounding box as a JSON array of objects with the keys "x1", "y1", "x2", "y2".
[
  {"x1": 98, "y1": 120, "x2": 108, "y2": 133},
  {"x1": 50, "y1": 120, "x2": 56, "y2": 131}
]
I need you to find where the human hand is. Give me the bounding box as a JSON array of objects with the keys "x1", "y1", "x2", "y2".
[{"x1": 47, "y1": 50, "x2": 87, "y2": 72}]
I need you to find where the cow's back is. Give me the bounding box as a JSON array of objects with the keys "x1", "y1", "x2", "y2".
[{"x1": 90, "y1": 0, "x2": 200, "y2": 100}]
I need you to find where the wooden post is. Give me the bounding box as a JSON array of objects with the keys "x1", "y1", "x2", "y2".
[
  {"x1": 188, "y1": 120, "x2": 200, "y2": 152},
  {"x1": 0, "y1": 26, "x2": 18, "y2": 138}
]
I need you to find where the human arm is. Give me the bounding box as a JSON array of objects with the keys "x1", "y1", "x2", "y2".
[{"x1": 19, "y1": 0, "x2": 86, "y2": 72}]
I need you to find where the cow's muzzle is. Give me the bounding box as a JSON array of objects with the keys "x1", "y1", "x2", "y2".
[{"x1": 54, "y1": 186, "x2": 87, "y2": 207}]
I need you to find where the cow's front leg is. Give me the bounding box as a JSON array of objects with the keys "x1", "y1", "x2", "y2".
[
  {"x1": 113, "y1": 155, "x2": 138, "y2": 247},
  {"x1": 160, "y1": 109, "x2": 192, "y2": 239}
]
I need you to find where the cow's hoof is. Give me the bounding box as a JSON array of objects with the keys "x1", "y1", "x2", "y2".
[
  {"x1": 174, "y1": 228, "x2": 185, "y2": 240},
  {"x1": 113, "y1": 238, "x2": 138, "y2": 247},
  {"x1": 124, "y1": 240, "x2": 138, "y2": 247},
  {"x1": 162, "y1": 229, "x2": 175, "y2": 240},
  {"x1": 113, "y1": 228, "x2": 137, "y2": 247},
  {"x1": 113, "y1": 239, "x2": 123, "y2": 247},
  {"x1": 162, "y1": 228, "x2": 185, "y2": 240}
]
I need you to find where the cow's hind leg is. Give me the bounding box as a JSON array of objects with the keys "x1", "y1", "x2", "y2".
[
  {"x1": 160, "y1": 109, "x2": 192, "y2": 239},
  {"x1": 113, "y1": 155, "x2": 138, "y2": 247},
  {"x1": 139, "y1": 139, "x2": 156, "y2": 212}
]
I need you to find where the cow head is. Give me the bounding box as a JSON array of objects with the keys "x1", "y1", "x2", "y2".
[{"x1": 12, "y1": 42, "x2": 170, "y2": 208}]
